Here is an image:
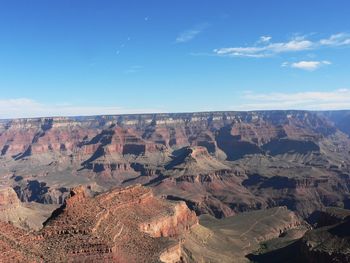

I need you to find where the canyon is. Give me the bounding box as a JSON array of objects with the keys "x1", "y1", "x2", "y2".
[
  {"x1": 0, "y1": 110, "x2": 350, "y2": 262},
  {"x1": 0, "y1": 184, "x2": 307, "y2": 263}
]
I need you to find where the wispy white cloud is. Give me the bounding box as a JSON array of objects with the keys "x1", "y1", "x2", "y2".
[
  {"x1": 176, "y1": 29, "x2": 201, "y2": 43},
  {"x1": 234, "y1": 89, "x2": 350, "y2": 110},
  {"x1": 320, "y1": 33, "x2": 350, "y2": 46},
  {"x1": 282, "y1": 60, "x2": 331, "y2": 71},
  {"x1": 259, "y1": 36, "x2": 272, "y2": 43},
  {"x1": 214, "y1": 36, "x2": 313, "y2": 57},
  {"x1": 214, "y1": 33, "x2": 350, "y2": 58},
  {"x1": 0, "y1": 98, "x2": 165, "y2": 119},
  {"x1": 176, "y1": 24, "x2": 208, "y2": 43}
]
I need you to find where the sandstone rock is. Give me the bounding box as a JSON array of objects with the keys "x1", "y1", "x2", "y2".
[
  {"x1": 0, "y1": 187, "x2": 20, "y2": 208},
  {"x1": 140, "y1": 201, "x2": 198, "y2": 238},
  {"x1": 0, "y1": 185, "x2": 198, "y2": 262},
  {"x1": 0, "y1": 110, "x2": 350, "y2": 221}
]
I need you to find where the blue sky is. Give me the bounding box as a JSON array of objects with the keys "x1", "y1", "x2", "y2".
[{"x1": 1, "y1": 0, "x2": 350, "y2": 118}]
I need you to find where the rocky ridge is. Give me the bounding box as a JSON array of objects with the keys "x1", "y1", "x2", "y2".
[
  {"x1": 0, "y1": 185, "x2": 198, "y2": 263},
  {"x1": 0, "y1": 110, "x2": 350, "y2": 220},
  {"x1": 0, "y1": 184, "x2": 308, "y2": 263}
]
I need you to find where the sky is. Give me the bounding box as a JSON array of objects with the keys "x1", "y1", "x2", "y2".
[{"x1": 1, "y1": 0, "x2": 350, "y2": 118}]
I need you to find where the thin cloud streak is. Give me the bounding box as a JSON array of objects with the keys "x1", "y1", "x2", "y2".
[
  {"x1": 0, "y1": 98, "x2": 165, "y2": 119},
  {"x1": 176, "y1": 24, "x2": 209, "y2": 43},
  {"x1": 214, "y1": 33, "x2": 350, "y2": 58},
  {"x1": 234, "y1": 89, "x2": 350, "y2": 110}
]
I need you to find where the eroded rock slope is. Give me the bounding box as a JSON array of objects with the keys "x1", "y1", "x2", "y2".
[{"x1": 0, "y1": 111, "x2": 350, "y2": 219}]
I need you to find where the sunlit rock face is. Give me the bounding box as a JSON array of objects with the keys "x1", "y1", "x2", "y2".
[
  {"x1": 0, "y1": 185, "x2": 198, "y2": 263},
  {"x1": 0, "y1": 110, "x2": 350, "y2": 220},
  {"x1": 0, "y1": 187, "x2": 20, "y2": 208}
]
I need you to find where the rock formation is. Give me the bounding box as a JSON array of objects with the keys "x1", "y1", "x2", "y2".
[
  {"x1": 0, "y1": 185, "x2": 198, "y2": 262},
  {"x1": 0, "y1": 110, "x2": 349, "y2": 220},
  {"x1": 183, "y1": 206, "x2": 307, "y2": 263},
  {"x1": 0, "y1": 187, "x2": 20, "y2": 208},
  {"x1": 298, "y1": 208, "x2": 350, "y2": 263},
  {"x1": 246, "y1": 207, "x2": 350, "y2": 263},
  {"x1": 0, "y1": 186, "x2": 57, "y2": 230}
]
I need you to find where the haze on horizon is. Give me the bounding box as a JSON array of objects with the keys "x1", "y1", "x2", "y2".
[{"x1": 1, "y1": 0, "x2": 350, "y2": 118}]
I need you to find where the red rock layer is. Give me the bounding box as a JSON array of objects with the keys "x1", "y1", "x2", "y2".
[{"x1": 0, "y1": 185, "x2": 198, "y2": 263}]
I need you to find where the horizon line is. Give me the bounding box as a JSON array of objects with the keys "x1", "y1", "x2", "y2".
[{"x1": 1, "y1": 108, "x2": 349, "y2": 121}]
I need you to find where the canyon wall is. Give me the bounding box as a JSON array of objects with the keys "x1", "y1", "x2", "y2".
[{"x1": 0, "y1": 110, "x2": 349, "y2": 220}]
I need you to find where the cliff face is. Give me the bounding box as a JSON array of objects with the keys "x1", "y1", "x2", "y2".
[
  {"x1": 181, "y1": 206, "x2": 306, "y2": 263},
  {"x1": 0, "y1": 187, "x2": 20, "y2": 208},
  {"x1": 320, "y1": 111, "x2": 350, "y2": 137},
  {"x1": 245, "y1": 207, "x2": 350, "y2": 263},
  {"x1": 0, "y1": 110, "x2": 350, "y2": 220},
  {"x1": 0, "y1": 111, "x2": 337, "y2": 161},
  {"x1": 0, "y1": 186, "x2": 57, "y2": 230},
  {"x1": 0, "y1": 185, "x2": 198, "y2": 263},
  {"x1": 140, "y1": 201, "x2": 198, "y2": 238},
  {"x1": 298, "y1": 208, "x2": 350, "y2": 263},
  {"x1": 0, "y1": 184, "x2": 307, "y2": 263}
]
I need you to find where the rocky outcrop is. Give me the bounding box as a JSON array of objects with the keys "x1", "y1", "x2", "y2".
[
  {"x1": 0, "y1": 185, "x2": 198, "y2": 262},
  {"x1": 216, "y1": 126, "x2": 263, "y2": 161},
  {"x1": 13, "y1": 180, "x2": 69, "y2": 204},
  {"x1": 159, "y1": 243, "x2": 183, "y2": 263},
  {"x1": 182, "y1": 206, "x2": 306, "y2": 263},
  {"x1": 262, "y1": 138, "x2": 320, "y2": 156},
  {"x1": 249, "y1": 207, "x2": 350, "y2": 263},
  {"x1": 0, "y1": 221, "x2": 40, "y2": 262},
  {"x1": 0, "y1": 187, "x2": 20, "y2": 208},
  {"x1": 308, "y1": 207, "x2": 350, "y2": 227},
  {"x1": 140, "y1": 201, "x2": 198, "y2": 238},
  {"x1": 299, "y1": 208, "x2": 350, "y2": 263},
  {"x1": 320, "y1": 111, "x2": 350, "y2": 137},
  {"x1": 0, "y1": 186, "x2": 58, "y2": 230}
]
